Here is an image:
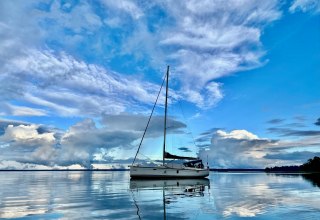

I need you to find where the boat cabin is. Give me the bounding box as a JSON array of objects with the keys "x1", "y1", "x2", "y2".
[{"x1": 183, "y1": 160, "x2": 205, "y2": 169}]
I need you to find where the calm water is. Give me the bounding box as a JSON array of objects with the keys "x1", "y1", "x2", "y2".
[{"x1": 0, "y1": 171, "x2": 319, "y2": 219}]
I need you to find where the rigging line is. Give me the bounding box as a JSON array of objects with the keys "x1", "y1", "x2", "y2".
[
  {"x1": 138, "y1": 152, "x2": 154, "y2": 162},
  {"x1": 177, "y1": 99, "x2": 199, "y2": 149},
  {"x1": 130, "y1": 190, "x2": 142, "y2": 220},
  {"x1": 132, "y1": 71, "x2": 167, "y2": 165}
]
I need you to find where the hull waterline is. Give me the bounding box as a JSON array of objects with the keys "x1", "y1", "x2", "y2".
[{"x1": 129, "y1": 166, "x2": 209, "y2": 179}]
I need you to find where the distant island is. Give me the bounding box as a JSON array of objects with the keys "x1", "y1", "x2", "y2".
[
  {"x1": 0, "y1": 168, "x2": 129, "y2": 172},
  {"x1": 265, "y1": 156, "x2": 320, "y2": 173}
]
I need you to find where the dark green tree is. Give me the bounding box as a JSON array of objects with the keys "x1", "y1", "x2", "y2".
[{"x1": 300, "y1": 156, "x2": 320, "y2": 172}]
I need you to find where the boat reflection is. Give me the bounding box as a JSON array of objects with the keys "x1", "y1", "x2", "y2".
[{"x1": 130, "y1": 179, "x2": 210, "y2": 219}]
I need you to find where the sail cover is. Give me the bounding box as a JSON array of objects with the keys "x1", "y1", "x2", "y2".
[{"x1": 164, "y1": 151, "x2": 197, "y2": 160}]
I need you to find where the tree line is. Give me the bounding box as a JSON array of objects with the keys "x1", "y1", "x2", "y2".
[{"x1": 265, "y1": 156, "x2": 320, "y2": 172}]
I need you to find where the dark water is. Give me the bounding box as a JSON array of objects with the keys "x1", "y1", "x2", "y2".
[{"x1": 0, "y1": 171, "x2": 319, "y2": 219}]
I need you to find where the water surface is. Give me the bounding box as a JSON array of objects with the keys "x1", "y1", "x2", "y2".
[{"x1": 0, "y1": 171, "x2": 319, "y2": 219}]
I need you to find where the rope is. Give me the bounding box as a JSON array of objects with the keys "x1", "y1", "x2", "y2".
[
  {"x1": 177, "y1": 99, "x2": 199, "y2": 149},
  {"x1": 132, "y1": 73, "x2": 166, "y2": 165}
]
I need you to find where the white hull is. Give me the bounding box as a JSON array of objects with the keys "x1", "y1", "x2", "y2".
[{"x1": 129, "y1": 165, "x2": 209, "y2": 178}]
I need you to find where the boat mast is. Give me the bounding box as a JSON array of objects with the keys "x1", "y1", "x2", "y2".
[{"x1": 163, "y1": 65, "x2": 170, "y2": 166}]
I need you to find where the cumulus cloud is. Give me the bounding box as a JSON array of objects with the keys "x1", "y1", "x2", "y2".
[
  {"x1": 198, "y1": 129, "x2": 276, "y2": 168},
  {"x1": 198, "y1": 127, "x2": 320, "y2": 168},
  {"x1": 0, "y1": 122, "x2": 58, "y2": 167},
  {"x1": 0, "y1": 114, "x2": 187, "y2": 169},
  {"x1": 58, "y1": 118, "x2": 144, "y2": 168},
  {"x1": 0, "y1": 119, "x2": 29, "y2": 135},
  {"x1": 0, "y1": 124, "x2": 55, "y2": 145},
  {"x1": 0, "y1": 119, "x2": 137, "y2": 168}
]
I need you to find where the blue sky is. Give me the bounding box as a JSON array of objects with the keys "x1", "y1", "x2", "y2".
[{"x1": 0, "y1": 0, "x2": 319, "y2": 169}]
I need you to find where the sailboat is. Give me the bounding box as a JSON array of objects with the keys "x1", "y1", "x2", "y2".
[{"x1": 129, "y1": 66, "x2": 209, "y2": 178}]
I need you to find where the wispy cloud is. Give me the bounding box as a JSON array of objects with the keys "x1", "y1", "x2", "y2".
[
  {"x1": 264, "y1": 151, "x2": 319, "y2": 161},
  {"x1": 155, "y1": 0, "x2": 282, "y2": 108},
  {"x1": 267, "y1": 118, "x2": 285, "y2": 124},
  {"x1": 268, "y1": 127, "x2": 320, "y2": 137},
  {"x1": 1, "y1": 49, "x2": 165, "y2": 116},
  {"x1": 289, "y1": 0, "x2": 320, "y2": 13},
  {"x1": 178, "y1": 147, "x2": 192, "y2": 153},
  {"x1": 101, "y1": 114, "x2": 186, "y2": 137},
  {"x1": 0, "y1": 103, "x2": 47, "y2": 116},
  {"x1": 101, "y1": 0, "x2": 143, "y2": 19},
  {"x1": 0, "y1": 0, "x2": 285, "y2": 111}
]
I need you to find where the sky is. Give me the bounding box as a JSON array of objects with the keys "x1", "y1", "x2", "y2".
[{"x1": 0, "y1": 0, "x2": 319, "y2": 169}]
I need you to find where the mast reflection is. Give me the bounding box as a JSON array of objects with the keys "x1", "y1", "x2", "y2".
[{"x1": 130, "y1": 179, "x2": 210, "y2": 219}]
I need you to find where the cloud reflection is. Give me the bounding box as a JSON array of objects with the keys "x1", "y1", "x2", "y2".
[
  {"x1": 0, "y1": 172, "x2": 320, "y2": 219},
  {"x1": 211, "y1": 173, "x2": 320, "y2": 218}
]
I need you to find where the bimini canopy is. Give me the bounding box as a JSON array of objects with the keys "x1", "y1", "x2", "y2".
[{"x1": 164, "y1": 151, "x2": 197, "y2": 160}]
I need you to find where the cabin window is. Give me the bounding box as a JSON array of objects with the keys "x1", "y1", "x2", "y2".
[
  {"x1": 176, "y1": 170, "x2": 179, "y2": 173},
  {"x1": 164, "y1": 171, "x2": 166, "y2": 173},
  {"x1": 153, "y1": 168, "x2": 157, "y2": 170}
]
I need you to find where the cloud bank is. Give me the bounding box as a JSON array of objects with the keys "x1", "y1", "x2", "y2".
[
  {"x1": 0, "y1": 115, "x2": 186, "y2": 169},
  {"x1": 198, "y1": 128, "x2": 320, "y2": 168}
]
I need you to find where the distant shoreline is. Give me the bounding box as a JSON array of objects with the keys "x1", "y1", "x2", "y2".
[
  {"x1": 0, "y1": 169, "x2": 319, "y2": 173},
  {"x1": 0, "y1": 169, "x2": 129, "y2": 171},
  {"x1": 210, "y1": 168, "x2": 265, "y2": 172}
]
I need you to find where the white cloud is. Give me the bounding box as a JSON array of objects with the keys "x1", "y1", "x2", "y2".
[
  {"x1": 101, "y1": 0, "x2": 143, "y2": 19},
  {"x1": 0, "y1": 0, "x2": 284, "y2": 112},
  {"x1": 290, "y1": 0, "x2": 320, "y2": 13},
  {"x1": 198, "y1": 129, "x2": 273, "y2": 168},
  {"x1": 0, "y1": 124, "x2": 55, "y2": 146},
  {"x1": 216, "y1": 129, "x2": 259, "y2": 140},
  {"x1": 165, "y1": 1, "x2": 281, "y2": 103},
  {"x1": 0, "y1": 103, "x2": 47, "y2": 116},
  {"x1": 116, "y1": 0, "x2": 282, "y2": 108},
  {"x1": 0, "y1": 114, "x2": 187, "y2": 169},
  {"x1": 0, "y1": 48, "x2": 165, "y2": 116},
  {"x1": 212, "y1": 174, "x2": 320, "y2": 218},
  {"x1": 198, "y1": 128, "x2": 320, "y2": 168},
  {"x1": 0, "y1": 1, "x2": 167, "y2": 117},
  {"x1": 41, "y1": 0, "x2": 103, "y2": 34}
]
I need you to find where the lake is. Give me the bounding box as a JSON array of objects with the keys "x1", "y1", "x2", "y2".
[{"x1": 0, "y1": 171, "x2": 319, "y2": 219}]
